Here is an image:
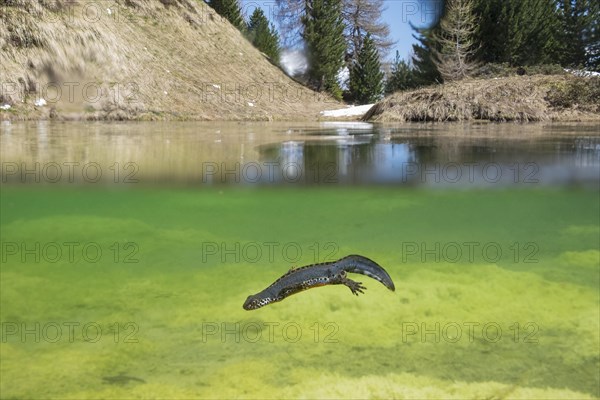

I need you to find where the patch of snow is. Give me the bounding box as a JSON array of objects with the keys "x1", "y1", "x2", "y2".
[
  {"x1": 0, "y1": 104, "x2": 11, "y2": 110},
  {"x1": 565, "y1": 68, "x2": 600, "y2": 77},
  {"x1": 320, "y1": 104, "x2": 374, "y2": 118},
  {"x1": 34, "y1": 98, "x2": 47, "y2": 107}
]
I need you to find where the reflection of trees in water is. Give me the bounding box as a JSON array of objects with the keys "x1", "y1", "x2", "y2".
[
  {"x1": 301, "y1": 143, "x2": 374, "y2": 183},
  {"x1": 4, "y1": 123, "x2": 598, "y2": 186},
  {"x1": 574, "y1": 138, "x2": 600, "y2": 167},
  {"x1": 263, "y1": 133, "x2": 600, "y2": 185}
]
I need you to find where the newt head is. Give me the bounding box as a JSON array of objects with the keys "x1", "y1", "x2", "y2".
[{"x1": 243, "y1": 294, "x2": 272, "y2": 310}]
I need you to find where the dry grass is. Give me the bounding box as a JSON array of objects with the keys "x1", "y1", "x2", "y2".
[
  {"x1": 364, "y1": 75, "x2": 600, "y2": 123},
  {"x1": 0, "y1": 0, "x2": 337, "y2": 120}
]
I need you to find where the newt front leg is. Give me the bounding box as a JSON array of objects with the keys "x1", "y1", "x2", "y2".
[{"x1": 335, "y1": 270, "x2": 366, "y2": 296}]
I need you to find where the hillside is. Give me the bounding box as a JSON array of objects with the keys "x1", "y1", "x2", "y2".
[
  {"x1": 363, "y1": 74, "x2": 600, "y2": 123},
  {"x1": 0, "y1": 0, "x2": 337, "y2": 121}
]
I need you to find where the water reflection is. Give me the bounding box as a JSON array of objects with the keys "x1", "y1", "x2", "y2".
[
  {"x1": 1, "y1": 121, "x2": 598, "y2": 187},
  {"x1": 261, "y1": 130, "x2": 600, "y2": 187}
]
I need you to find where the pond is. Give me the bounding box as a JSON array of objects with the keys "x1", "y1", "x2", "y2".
[{"x1": 1, "y1": 121, "x2": 599, "y2": 399}]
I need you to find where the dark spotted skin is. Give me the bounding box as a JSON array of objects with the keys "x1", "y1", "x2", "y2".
[{"x1": 243, "y1": 254, "x2": 395, "y2": 310}]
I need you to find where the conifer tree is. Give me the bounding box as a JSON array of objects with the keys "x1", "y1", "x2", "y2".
[
  {"x1": 302, "y1": 0, "x2": 346, "y2": 99},
  {"x1": 557, "y1": 0, "x2": 599, "y2": 69},
  {"x1": 385, "y1": 51, "x2": 417, "y2": 94},
  {"x1": 558, "y1": 0, "x2": 588, "y2": 67},
  {"x1": 504, "y1": 0, "x2": 563, "y2": 66},
  {"x1": 209, "y1": 0, "x2": 246, "y2": 32},
  {"x1": 411, "y1": 25, "x2": 442, "y2": 85},
  {"x1": 247, "y1": 8, "x2": 281, "y2": 63},
  {"x1": 587, "y1": 1, "x2": 600, "y2": 71},
  {"x1": 431, "y1": 0, "x2": 479, "y2": 81},
  {"x1": 349, "y1": 33, "x2": 384, "y2": 103},
  {"x1": 472, "y1": 0, "x2": 509, "y2": 63},
  {"x1": 275, "y1": 0, "x2": 393, "y2": 59},
  {"x1": 342, "y1": 0, "x2": 394, "y2": 63}
]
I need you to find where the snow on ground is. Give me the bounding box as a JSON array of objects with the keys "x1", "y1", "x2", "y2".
[
  {"x1": 565, "y1": 68, "x2": 600, "y2": 77},
  {"x1": 320, "y1": 104, "x2": 375, "y2": 118}
]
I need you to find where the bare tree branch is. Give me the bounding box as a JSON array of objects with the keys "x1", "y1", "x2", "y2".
[
  {"x1": 342, "y1": 0, "x2": 395, "y2": 59},
  {"x1": 274, "y1": 0, "x2": 394, "y2": 58}
]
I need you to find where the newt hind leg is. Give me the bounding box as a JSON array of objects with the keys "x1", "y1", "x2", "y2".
[{"x1": 335, "y1": 270, "x2": 367, "y2": 296}]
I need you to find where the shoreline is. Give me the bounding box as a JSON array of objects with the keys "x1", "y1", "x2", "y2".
[{"x1": 2, "y1": 75, "x2": 598, "y2": 123}]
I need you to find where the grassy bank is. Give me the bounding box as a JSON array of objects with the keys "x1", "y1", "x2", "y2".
[
  {"x1": 364, "y1": 75, "x2": 600, "y2": 123},
  {"x1": 0, "y1": 0, "x2": 336, "y2": 121}
]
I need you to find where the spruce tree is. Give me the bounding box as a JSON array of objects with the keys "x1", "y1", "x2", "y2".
[
  {"x1": 504, "y1": 0, "x2": 563, "y2": 66},
  {"x1": 302, "y1": 0, "x2": 347, "y2": 99},
  {"x1": 587, "y1": 1, "x2": 600, "y2": 71},
  {"x1": 557, "y1": 0, "x2": 599, "y2": 69},
  {"x1": 209, "y1": 0, "x2": 246, "y2": 32},
  {"x1": 385, "y1": 51, "x2": 417, "y2": 94},
  {"x1": 247, "y1": 9, "x2": 281, "y2": 63},
  {"x1": 411, "y1": 25, "x2": 442, "y2": 85},
  {"x1": 472, "y1": 0, "x2": 509, "y2": 63},
  {"x1": 349, "y1": 33, "x2": 384, "y2": 104}
]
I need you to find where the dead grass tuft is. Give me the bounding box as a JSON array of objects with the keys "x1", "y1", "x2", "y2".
[{"x1": 364, "y1": 75, "x2": 600, "y2": 123}]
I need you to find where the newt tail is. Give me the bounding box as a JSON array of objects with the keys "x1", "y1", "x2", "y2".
[{"x1": 243, "y1": 254, "x2": 395, "y2": 310}]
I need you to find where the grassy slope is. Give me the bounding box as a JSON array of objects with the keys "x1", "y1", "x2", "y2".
[
  {"x1": 0, "y1": 0, "x2": 337, "y2": 121},
  {"x1": 364, "y1": 75, "x2": 600, "y2": 123}
]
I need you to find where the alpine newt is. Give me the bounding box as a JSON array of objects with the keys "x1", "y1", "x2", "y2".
[{"x1": 243, "y1": 254, "x2": 395, "y2": 310}]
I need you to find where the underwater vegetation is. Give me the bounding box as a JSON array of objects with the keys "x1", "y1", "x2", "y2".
[{"x1": 1, "y1": 187, "x2": 598, "y2": 399}]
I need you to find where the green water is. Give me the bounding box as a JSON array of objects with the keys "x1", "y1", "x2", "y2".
[{"x1": 1, "y1": 186, "x2": 598, "y2": 398}]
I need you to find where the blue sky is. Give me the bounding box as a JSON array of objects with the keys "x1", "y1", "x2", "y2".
[
  {"x1": 239, "y1": 0, "x2": 442, "y2": 61},
  {"x1": 383, "y1": 0, "x2": 442, "y2": 59}
]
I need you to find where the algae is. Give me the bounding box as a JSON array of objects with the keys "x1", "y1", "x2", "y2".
[{"x1": 1, "y1": 187, "x2": 598, "y2": 399}]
